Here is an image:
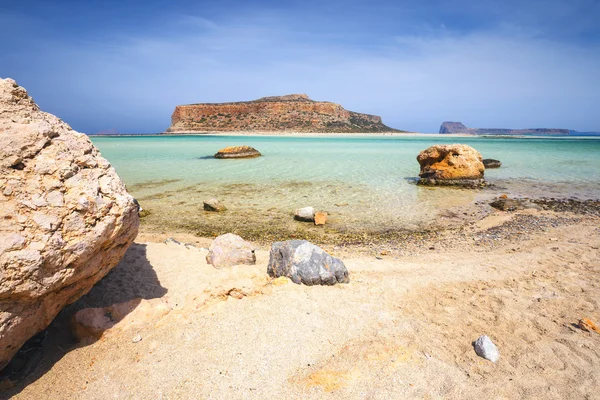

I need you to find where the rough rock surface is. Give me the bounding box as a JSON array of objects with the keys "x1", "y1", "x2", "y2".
[
  {"x1": 416, "y1": 144, "x2": 485, "y2": 187},
  {"x1": 474, "y1": 335, "x2": 500, "y2": 363},
  {"x1": 0, "y1": 78, "x2": 139, "y2": 370},
  {"x1": 483, "y1": 159, "x2": 502, "y2": 168},
  {"x1": 214, "y1": 146, "x2": 261, "y2": 159},
  {"x1": 166, "y1": 94, "x2": 402, "y2": 133},
  {"x1": 203, "y1": 198, "x2": 227, "y2": 212},
  {"x1": 294, "y1": 206, "x2": 315, "y2": 222},
  {"x1": 439, "y1": 121, "x2": 569, "y2": 135},
  {"x1": 206, "y1": 233, "x2": 256, "y2": 269},
  {"x1": 267, "y1": 240, "x2": 349, "y2": 286},
  {"x1": 71, "y1": 298, "x2": 170, "y2": 341}
]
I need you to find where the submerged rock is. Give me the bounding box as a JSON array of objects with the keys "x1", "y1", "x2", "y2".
[
  {"x1": 473, "y1": 335, "x2": 499, "y2": 363},
  {"x1": 483, "y1": 159, "x2": 502, "y2": 168},
  {"x1": 416, "y1": 144, "x2": 485, "y2": 187},
  {"x1": 206, "y1": 233, "x2": 256, "y2": 268},
  {"x1": 204, "y1": 198, "x2": 227, "y2": 212},
  {"x1": 214, "y1": 146, "x2": 261, "y2": 159},
  {"x1": 0, "y1": 78, "x2": 139, "y2": 370},
  {"x1": 267, "y1": 240, "x2": 349, "y2": 285},
  {"x1": 295, "y1": 206, "x2": 315, "y2": 222}
]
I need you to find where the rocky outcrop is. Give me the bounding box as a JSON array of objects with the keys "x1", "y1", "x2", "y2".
[
  {"x1": 166, "y1": 94, "x2": 401, "y2": 133},
  {"x1": 439, "y1": 121, "x2": 569, "y2": 135},
  {"x1": 267, "y1": 240, "x2": 349, "y2": 285},
  {"x1": 214, "y1": 146, "x2": 261, "y2": 159},
  {"x1": 0, "y1": 78, "x2": 139, "y2": 370},
  {"x1": 206, "y1": 233, "x2": 256, "y2": 269},
  {"x1": 416, "y1": 144, "x2": 485, "y2": 187}
]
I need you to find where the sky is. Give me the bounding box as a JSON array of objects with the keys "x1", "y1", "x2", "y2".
[{"x1": 1, "y1": 0, "x2": 599, "y2": 133}]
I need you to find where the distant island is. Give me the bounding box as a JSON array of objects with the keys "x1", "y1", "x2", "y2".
[
  {"x1": 439, "y1": 121, "x2": 570, "y2": 135},
  {"x1": 165, "y1": 94, "x2": 404, "y2": 133}
]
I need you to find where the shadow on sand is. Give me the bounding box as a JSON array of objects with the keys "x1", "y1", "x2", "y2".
[{"x1": 1, "y1": 243, "x2": 167, "y2": 397}]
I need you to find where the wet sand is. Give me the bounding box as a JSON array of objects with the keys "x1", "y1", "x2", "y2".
[{"x1": 4, "y1": 202, "x2": 600, "y2": 399}]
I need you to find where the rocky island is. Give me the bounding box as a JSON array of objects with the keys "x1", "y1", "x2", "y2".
[
  {"x1": 439, "y1": 121, "x2": 570, "y2": 135},
  {"x1": 166, "y1": 94, "x2": 402, "y2": 133}
]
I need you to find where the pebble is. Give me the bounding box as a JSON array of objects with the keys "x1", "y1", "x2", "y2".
[
  {"x1": 474, "y1": 335, "x2": 499, "y2": 363},
  {"x1": 132, "y1": 334, "x2": 142, "y2": 343}
]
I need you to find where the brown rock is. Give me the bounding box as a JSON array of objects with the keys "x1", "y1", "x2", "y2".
[
  {"x1": 214, "y1": 146, "x2": 261, "y2": 159},
  {"x1": 578, "y1": 318, "x2": 600, "y2": 334},
  {"x1": 72, "y1": 298, "x2": 170, "y2": 341},
  {"x1": 416, "y1": 144, "x2": 485, "y2": 187},
  {"x1": 0, "y1": 78, "x2": 139, "y2": 370},
  {"x1": 314, "y1": 211, "x2": 328, "y2": 225},
  {"x1": 203, "y1": 198, "x2": 227, "y2": 212},
  {"x1": 206, "y1": 233, "x2": 256, "y2": 269}
]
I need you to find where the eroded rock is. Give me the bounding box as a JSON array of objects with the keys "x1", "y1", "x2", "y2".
[
  {"x1": 267, "y1": 240, "x2": 349, "y2": 286},
  {"x1": 214, "y1": 146, "x2": 261, "y2": 159},
  {"x1": 416, "y1": 144, "x2": 485, "y2": 187},
  {"x1": 0, "y1": 78, "x2": 139, "y2": 370},
  {"x1": 206, "y1": 233, "x2": 256, "y2": 269}
]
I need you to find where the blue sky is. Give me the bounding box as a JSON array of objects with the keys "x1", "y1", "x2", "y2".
[{"x1": 1, "y1": 0, "x2": 599, "y2": 133}]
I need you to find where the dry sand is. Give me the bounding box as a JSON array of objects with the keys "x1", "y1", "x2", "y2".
[{"x1": 5, "y1": 209, "x2": 600, "y2": 399}]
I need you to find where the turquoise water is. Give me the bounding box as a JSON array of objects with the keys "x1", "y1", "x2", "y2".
[{"x1": 90, "y1": 135, "x2": 600, "y2": 237}]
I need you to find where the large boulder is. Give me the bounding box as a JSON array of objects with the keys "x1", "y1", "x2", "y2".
[
  {"x1": 206, "y1": 233, "x2": 256, "y2": 268},
  {"x1": 416, "y1": 144, "x2": 485, "y2": 187},
  {"x1": 0, "y1": 78, "x2": 139, "y2": 370},
  {"x1": 267, "y1": 240, "x2": 349, "y2": 285},
  {"x1": 214, "y1": 146, "x2": 261, "y2": 159}
]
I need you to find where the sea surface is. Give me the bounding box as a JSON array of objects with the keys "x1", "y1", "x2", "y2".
[{"x1": 90, "y1": 135, "x2": 600, "y2": 240}]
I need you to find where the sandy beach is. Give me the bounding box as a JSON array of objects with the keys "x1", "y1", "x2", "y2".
[{"x1": 5, "y1": 204, "x2": 599, "y2": 399}]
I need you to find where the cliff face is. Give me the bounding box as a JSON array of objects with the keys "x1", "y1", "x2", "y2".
[
  {"x1": 166, "y1": 94, "x2": 400, "y2": 133},
  {"x1": 439, "y1": 121, "x2": 570, "y2": 135}
]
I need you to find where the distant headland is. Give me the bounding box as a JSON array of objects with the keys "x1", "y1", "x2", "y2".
[
  {"x1": 165, "y1": 94, "x2": 404, "y2": 134},
  {"x1": 439, "y1": 121, "x2": 570, "y2": 135}
]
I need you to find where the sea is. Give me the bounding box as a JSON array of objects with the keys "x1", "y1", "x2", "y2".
[{"x1": 90, "y1": 134, "x2": 600, "y2": 241}]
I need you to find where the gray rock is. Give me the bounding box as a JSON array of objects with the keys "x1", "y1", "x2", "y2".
[
  {"x1": 204, "y1": 198, "x2": 227, "y2": 212},
  {"x1": 294, "y1": 206, "x2": 315, "y2": 222},
  {"x1": 206, "y1": 233, "x2": 256, "y2": 269},
  {"x1": 474, "y1": 335, "x2": 499, "y2": 363},
  {"x1": 490, "y1": 198, "x2": 542, "y2": 212},
  {"x1": 483, "y1": 159, "x2": 502, "y2": 168},
  {"x1": 267, "y1": 240, "x2": 349, "y2": 285}
]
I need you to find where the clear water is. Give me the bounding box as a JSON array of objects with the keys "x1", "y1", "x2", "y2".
[{"x1": 90, "y1": 135, "x2": 600, "y2": 239}]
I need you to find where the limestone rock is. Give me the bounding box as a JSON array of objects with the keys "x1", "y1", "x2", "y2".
[
  {"x1": 206, "y1": 233, "x2": 256, "y2": 269},
  {"x1": 71, "y1": 298, "x2": 170, "y2": 341},
  {"x1": 483, "y1": 159, "x2": 502, "y2": 168},
  {"x1": 416, "y1": 144, "x2": 485, "y2": 187},
  {"x1": 473, "y1": 335, "x2": 499, "y2": 363},
  {"x1": 314, "y1": 211, "x2": 328, "y2": 225},
  {"x1": 214, "y1": 146, "x2": 261, "y2": 159},
  {"x1": 203, "y1": 198, "x2": 227, "y2": 212},
  {"x1": 267, "y1": 240, "x2": 349, "y2": 286},
  {"x1": 295, "y1": 206, "x2": 315, "y2": 222},
  {"x1": 0, "y1": 78, "x2": 139, "y2": 370}
]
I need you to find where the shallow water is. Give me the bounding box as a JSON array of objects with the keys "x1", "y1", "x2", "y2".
[{"x1": 91, "y1": 135, "x2": 600, "y2": 240}]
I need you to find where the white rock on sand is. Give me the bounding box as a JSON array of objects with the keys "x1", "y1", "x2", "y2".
[
  {"x1": 0, "y1": 78, "x2": 139, "y2": 370},
  {"x1": 473, "y1": 335, "x2": 499, "y2": 363}
]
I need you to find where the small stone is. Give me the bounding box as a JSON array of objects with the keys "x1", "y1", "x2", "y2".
[
  {"x1": 206, "y1": 233, "x2": 256, "y2": 268},
  {"x1": 204, "y1": 198, "x2": 227, "y2": 212},
  {"x1": 132, "y1": 334, "x2": 142, "y2": 343},
  {"x1": 314, "y1": 211, "x2": 327, "y2": 225},
  {"x1": 294, "y1": 206, "x2": 315, "y2": 222},
  {"x1": 578, "y1": 318, "x2": 600, "y2": 334},
  {"x1": 473, "y1": 335, "x2": 499, "y2": 363}
]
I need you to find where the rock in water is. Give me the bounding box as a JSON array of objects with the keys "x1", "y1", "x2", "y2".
[
  {"x1": 214, "y1": 146, "x2": 261, "y2": 159},
  {"x1": 0, "y1": 78, "x2": 139, "y2": 370},
  {"x1": 206, "y1": 233, "x2": 256, "y2": 268},
  {"x1": 490, "y1": 197, "x2": 542, "y2": 211},
  {"x1": 416, "y1": 144, "x2": 485, "y2": 187},
  {"x1": 203, "y1": 198, "x2": 227, "y2": 212},
  {"x1": 314, "y1": 211, "x2": 328, "y2": 225},
  {"x1": 294, "y1": 206, "x2": 315, "y2": 222},
  {"x1": 267, "y1": 240, "x2": 349, "y2": 285},
  {"x1": 483, "y1": 159, "x2": 502, "y2": 168},
  {"x1": 474, "y1": 335, "x2": 499, "y2": 363}
]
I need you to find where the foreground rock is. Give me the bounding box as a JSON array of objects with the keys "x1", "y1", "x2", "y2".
[
  {"x1": 214, "y1": 146, "x2": 261, "y2": 159},
  {"x1": 206, "y1": 233, "x2": 256, "y2": 268},
  {"x1": 204, "y1": 198, "x2": 227, "y2": 212},
  {"x1": 473, "y1": 335, "x2": 499, "y2": 363},
  {"x1": 267, "y1": 240, "x2": 349, "y2": 285},
  {"x1": 294, "y1": 206, "x2": 315, "y2": 222},
  {"x1": 0, "y1": 78, "x2": 139, "y2": 370},
  {"x1": 416, "y1": 144, "x2": 485, "y2": 187},
  {"x1": 72, "y1": 298, "x2": 170, "y2": 341},
  {"x1": 483, "y1": 159, "x2": 502, "y2": 168}
]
